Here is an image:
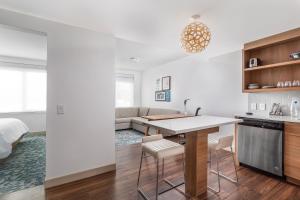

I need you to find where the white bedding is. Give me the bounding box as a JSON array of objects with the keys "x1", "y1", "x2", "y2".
[{"x1": 0, "y1": 118, "x2": 29, "y2": 159}]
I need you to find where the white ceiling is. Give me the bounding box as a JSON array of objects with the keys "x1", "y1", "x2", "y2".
[
  {"x1": 0, "y1": 0, "x2": 299, "y2": 70},
  {"x1": 115, "y1": 38, "x2": 187, "y2": 71}
]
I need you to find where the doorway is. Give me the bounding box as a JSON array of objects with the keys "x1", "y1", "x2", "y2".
[{"x1": 0, "y1": 24, "x2": 47, "y2": 194}]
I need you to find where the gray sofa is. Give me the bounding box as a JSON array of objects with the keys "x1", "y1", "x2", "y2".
[{"x1": 115, "y1": 107, "x2": 180, "y2": 136}]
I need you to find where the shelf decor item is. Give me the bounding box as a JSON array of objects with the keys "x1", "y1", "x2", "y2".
[
  {"x1": 290, "y1": 51, "x2": 300, "y2": 60},
  {"x1": 162, "y1": 76, "x2": 171, "y2": 90},
  {"x1": 181, "y1": 15, "x2": 211, "y2": 53},
  {"x1": 249, "y1": 58, "x2": 261, "y2": 68}
]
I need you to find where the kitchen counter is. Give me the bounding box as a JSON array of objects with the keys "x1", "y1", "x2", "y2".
[
  {"x1": 235, "y1": 113, "x2": 300, "y2": 123},
  {"x1": 134, "y1": 115, "x2": 242, "y2": 134}
]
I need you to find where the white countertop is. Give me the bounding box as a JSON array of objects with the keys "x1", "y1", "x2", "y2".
[
  {"x1": 235, "y1": 113, "x2": 300, "y2": 123},
  {"x1": 133, "y1": 115, "x2": 241, "y2": 134}
]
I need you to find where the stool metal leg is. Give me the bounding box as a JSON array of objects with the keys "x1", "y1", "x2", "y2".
[
  {"x1": 138, "y1": 153, "x2": 186, "y2": 200},
  {"x1": 137, "y1": 152, "x2": 144, "y2": 186},
  {"x1": 209, "y1": 147, "x2": 239, "y2": 194},
  {"x1": 210, "y1": 148, "x2": 238, "y2": 184},
  {"x1": 162, "y1": 158, "x2": 164, "y2": 178},
  {"x1": 156, "y1": 159, "x2": 159, "y2": 200},
  {"x1": 209, "y1": 150, "x2": 212, "y2": 168},
  {"x1": 208, "y1": 150, "x2": 221, "y2": 193},
  {"x1": 230, "y1": 146, "x2": 239, "y2": 182}
]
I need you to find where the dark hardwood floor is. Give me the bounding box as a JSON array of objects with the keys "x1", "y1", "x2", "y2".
[{"x1": 2, "y1": 141, "x2": 300, "y2": 200}]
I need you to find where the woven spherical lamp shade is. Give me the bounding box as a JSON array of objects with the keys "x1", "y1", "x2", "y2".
[{"x1": 181, "y1": 22, "x2": 211, "y2": 53}]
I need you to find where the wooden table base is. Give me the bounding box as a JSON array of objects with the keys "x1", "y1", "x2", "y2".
[{"x1": 184, "y1": 127, "x2": 219, "y2": 199}]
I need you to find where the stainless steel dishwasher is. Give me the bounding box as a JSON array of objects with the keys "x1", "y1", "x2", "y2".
[{"x1": 237, "y1": 117, "x2": 283, "y2": 177}]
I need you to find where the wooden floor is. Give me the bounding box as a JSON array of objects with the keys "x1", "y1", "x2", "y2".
[{"x1": 2, "y1": 142, "x2": 300, "y2": 200}]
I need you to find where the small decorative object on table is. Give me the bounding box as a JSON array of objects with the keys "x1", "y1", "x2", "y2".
[
  {"x1": 269, "y1": 103, "x2": 283, "y2": 116},
  {"x1": 290, "y1": 51, "x2": 300, "y2": 60},
  {"x1": 249, "y1": 58, "x2": 261, "y2": 68}
]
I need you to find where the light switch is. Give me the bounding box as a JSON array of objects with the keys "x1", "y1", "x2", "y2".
[
  {"x1": 259, "y1": 103, "x2": 266, "y2": 111},
  {"x1": 251, "y1": 103, "x2": 257, "y2": 110},
  {"x1": 57, "y1": 104, "x2": 64, "y2": 114}
]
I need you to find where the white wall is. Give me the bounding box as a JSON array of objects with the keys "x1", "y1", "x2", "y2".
[
  {"x1": 142, "y1": 50, "x2": 248, "y2": 116},
  {"x1": 0, "y1": 8, "x2": 116, "y2": 180},
  {"x1": 116, "y1": 69, "x2": 142, "y2": 106},
  {"x1": 142, "y1": 51, "x2": 248, "y2": 133}
]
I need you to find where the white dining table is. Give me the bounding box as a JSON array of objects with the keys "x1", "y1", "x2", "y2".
[{"x1": 134, "y1": 115, "x2": 242, "y2": 199}]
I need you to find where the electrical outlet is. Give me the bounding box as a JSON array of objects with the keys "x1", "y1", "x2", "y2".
[
  {"x1": 251, "y1": 103, "x2": 257, "y2": 110},
  {"x1": 57, "y1": 104, "x2": 64, "y2": 114},
  {"x1": 259, "y1": 103, "x2": 266, "y2": 111}
]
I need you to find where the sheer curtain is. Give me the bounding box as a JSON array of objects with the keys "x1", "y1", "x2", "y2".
[
  {"x1": 0, "y1": 66, "x2": 47, "y2": 112},
  {"x1": 115, "y1": 73, "x2": 134, "y2": 107}
]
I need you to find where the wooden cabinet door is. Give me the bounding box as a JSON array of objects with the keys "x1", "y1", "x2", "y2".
[{"x1": 284, "y1": 122, "x2": 300, "y2": 180}]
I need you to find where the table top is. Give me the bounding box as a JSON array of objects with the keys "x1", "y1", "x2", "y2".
[
  {"x1": 142, "y1": 113, "x2": 192, "y2": 121},
  {"x1": 134, "y1": 115, "x2": 242, "y2": 134}
]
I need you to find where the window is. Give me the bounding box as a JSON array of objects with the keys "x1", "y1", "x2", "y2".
[
  {"x1": 0, "y1": 67, "x2": 47, "y2": 112},
  {"x1": 115, "y1": 74, "x2": 134, "y2": 107}
]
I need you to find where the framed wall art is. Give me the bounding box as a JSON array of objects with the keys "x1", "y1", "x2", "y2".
[
  {"x1": 155, "y1": 91, "x2": 166, "y2": 101},
  {"x1": 155, "y1": 90, "x2": 171, "y2": 102},
  {"x1": 162, "y1": 76, "x2": 171, "y2": 90},
  {"x1": 156, "y1": 78, "x2": 161, "y2": 91}
]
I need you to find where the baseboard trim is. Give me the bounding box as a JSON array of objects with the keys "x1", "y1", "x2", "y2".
[
  {"x1": 286, "y1": 176, "x2": 300, "y2": 186},
  {"x1": 44, "y1": 163, "x2": 116, "y2": 189}
]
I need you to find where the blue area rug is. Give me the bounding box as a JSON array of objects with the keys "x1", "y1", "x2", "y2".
[
  {"x1": 0, "y1": 132, "x2": 45, "y2": 194},
  {"x1": 115, "y1": 129, "x2": 144, "y2": 146}
]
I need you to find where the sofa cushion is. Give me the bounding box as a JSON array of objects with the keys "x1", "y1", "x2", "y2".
[
  {"x1": 138, "y1": 107, "x2": 149, "y2": 117},
  {"x1": 115, "y1": 117, "x2": 133, "y2": 124},
  {"x1": 115, "y1": 107, "x2": 139, "y2": 118},
  {"x1": 115, "y1": 122, "x2": 131, "y2": 130},
  {"x1": 148, "y1": 108, "x2": 180, "y2": 116}
]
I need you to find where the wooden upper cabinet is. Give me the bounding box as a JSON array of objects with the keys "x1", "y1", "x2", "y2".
[
  {"x1": 242, "y1": 28, "x2": 300, "y2": 93},
  {"x1": 284, "y1": 122, "x2": 300, "y2": 181}
]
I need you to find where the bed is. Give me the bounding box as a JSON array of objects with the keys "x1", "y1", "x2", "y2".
[{"x1": 0, "y1": 118, "x2": 29, "y2": 159}]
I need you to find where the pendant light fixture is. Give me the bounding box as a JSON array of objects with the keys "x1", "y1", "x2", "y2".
[{"x1": 181, "y1": 15, "x2": 211, "y2": 53}]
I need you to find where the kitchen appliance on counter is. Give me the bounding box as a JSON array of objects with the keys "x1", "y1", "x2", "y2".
[
  {"x1": 237, "y1": 117, "x2": 283, "y2": 177},
  {"x1": 249, "y1": 58, "x2": 261, "y2": 68},
  {"x1": 290, "y1": 97, "x2": 300, "y2": 118}
]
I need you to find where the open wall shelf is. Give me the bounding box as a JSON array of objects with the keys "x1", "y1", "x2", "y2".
[
  {"x1": 243, "y1": 28, "x2": 300, "y2": 93},
  {"x1": 244, "y1": 60, "x2": 300, "y2": 72}
]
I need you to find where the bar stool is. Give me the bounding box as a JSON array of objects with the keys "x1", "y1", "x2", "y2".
[
  {"x1": 137, "y1": 134, "x2": 185, "y2": 200},
  {"x1": 208, "y1": 133, "x2": 238, "y2": 193}
]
